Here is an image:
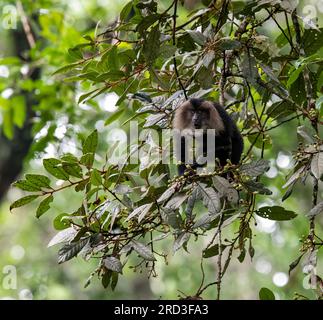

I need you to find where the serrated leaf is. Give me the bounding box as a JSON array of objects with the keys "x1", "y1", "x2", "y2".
[
  {"x1": 83, "y1": 130, "x2": 98, "y2": 154},
  {"x1": 126, "y1": 203, "x2": 153, "y2": 222},
  {"x1": 240, "y1": 159, "x2": 270, "y2": 177},
  {"x1": 10, "y1": 195, "x2": 39, "y2": 211},
  {"x1": 307, "y1": 202, "x2": 323, "y2": 217},
  {"x1": 48, "y1": 227, "x2": 78, "y2": 247},
  {"x1": 259, "y1": 287, "x2": 275, "y2": 300},
  {"x1": 36, "y1": 195, "x2": 53, "y2": 218},
  {"x1": 255, "y1": 206, "x2": 297, "y2": 221},
  {"x1": 310, "y1": 152, "x2": 323, "y2": 180},
  {"x1": 104, "y1": 257, "x2": 123, "y2": 274},
  {"x1": 173, "y1": 232, "x2": 191, "y2": 252},
  {"x1": 43, "y1": 158, "x2": 69, "y2": 180},
  {"x1": 131, "y1": 240, "x2": 156, "y2": 261},
  {"x1": 58, "y1": 238, "x2": 89, "y2": 264}
]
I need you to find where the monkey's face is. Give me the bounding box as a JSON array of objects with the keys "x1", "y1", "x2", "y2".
[
  {"x1": 190, "y1": 108, "x2": 210, "y2": 129},
  {"x1": 172, "y1": 100, "x2": 224, "y2": 134}
]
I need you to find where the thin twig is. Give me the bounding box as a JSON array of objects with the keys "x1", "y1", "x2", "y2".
[
  {"x1": 172, "y1": 0, "x2": 188, "y2": 100},
  {"x1": 16, "y1": 0, "x2": 36, "y2": 48}
]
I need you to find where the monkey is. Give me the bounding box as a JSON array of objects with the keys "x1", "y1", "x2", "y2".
[{"x1": 172, "y1": 98, "x2": 243, "y2": 175}]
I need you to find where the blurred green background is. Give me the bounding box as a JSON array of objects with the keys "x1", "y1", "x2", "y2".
[{"x1": 0, "y1": 0, "x2": 322, "y2": 300}]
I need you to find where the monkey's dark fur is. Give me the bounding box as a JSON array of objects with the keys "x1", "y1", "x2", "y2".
[{"x1": 173, "y1": 98, "x2": 244, "y2": 175}]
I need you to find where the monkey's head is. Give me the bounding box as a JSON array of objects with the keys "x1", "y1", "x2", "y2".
[{"x1": 172, "y1": 99, "x2": 224, "y2": 133}]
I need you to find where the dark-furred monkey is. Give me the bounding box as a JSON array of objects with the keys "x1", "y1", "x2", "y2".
[{"x1": 172, "y1": 98, "x2": 243, "y2": 175}]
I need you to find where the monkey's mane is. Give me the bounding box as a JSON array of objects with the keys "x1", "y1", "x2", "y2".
[{"x1": 172, "y1": 100, "x2": 225, "y2": 133}]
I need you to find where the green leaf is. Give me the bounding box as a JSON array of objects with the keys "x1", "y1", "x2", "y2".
[
  {"x1": 13, "y1": 180, "x2": 41, "y2": 192},
  {"x1": 90, "y1": 168, "x2": 102, "y2": 186},
  {"x1": 219, "y1": 38, "x2": 241, "y2": 50},
  {"x1": 62, "y1": 162, "x2": 83, "y2": 178},
  {"x1": 187, "y1": 30, "x2": 206, "y2": 46},
  {"x1": 289, "y1": 255, "x2": 304, "y2": 274},
  {"x1": 111, "y1": 272, "x2": 119, "y2": 291},
  {"x1": 25, "y1": 174, "x2": 51, "y2": 188},
  {"x1": 52, "y1": 62, "x2": 80, "y2": 75},
  {"x1": 159, "y1": 45, "x2": 177, "y2": 58},
  {"x1": 12, "y1": 95, "x2": 26, "y2": 128},
  {"x1": 53, "y1": 213, "x2": 71, "y2": 230},
  {"x1": 10, "y1": 195, "x2": 39, "y2": 211},
  {"x1": 102, "y1": 270, "x2": 112, "y2": 288},
  {"x1": 48, "y1": 227, "x2": 78, "y2": 247},
  {"x1": 80, "y1": 153, "x2": 94, "y2": 168},
  {"x1": 203, "y1": 244, "x2": 227, "y2": 258},
  {"x1": 310, "y1": 152, "x2": 323, "y2": 180},
  {"x1": 241, "y1": 54, "x2": 258, "y2": 84},
  {"x1": 43, "y1": 158, "x2": 69, "y2": 180},
  {"x1": 243, "y1": 181, "x2": 272, "y2": 195},
  {"x1": 126, "y1": 203, "x2": 153, "y2": 222},
  {"x1": 78, "y1": 87, "x2": 102, "y2": 104},
  {"x1": 36, "y1": 195, "x2": 54, "y2": 218},
  {"x1": 82, "y1": 129, "x2": 98, "y2": 154},
  {"x1": 287, "y1": 65, "x2": 305, "y2": 88},
  {"x1": 143, "y1": 26, "x2": 160, "y2": 63},
  {"x1": 157, "y1": 185, "x2": 176, "y2": 203},
  {"x1": 173, "y1": 232, "x2": 191, "y2": 252},
  {"x1": 0, "y1": 56, "x2": 21, "y2": 65},
  {"x1": 58, "y1": 238, "x2": 89, "y2": 264},
  {"x1": 137, "y1": 14, "x2": 160, "y2": 34},
  {"x1": 255, "y1": 206, "x2": 297, "y2": 221},
  {"x1": 259, "y1": 287, "x2": 275, "y2": 300},
  {"x1": 165, "y1": 193, "x2": 188, "y2": 211},
  {"x1": 104, "y1": 109, "x2": 124, "y2": 126},
  {"x1": 120, "y1": 1, "x2": 134, "y2": 21},
  {"x1": 303, "y1": 28, "x2": 323, "y2": 55},
  {"x1": 240, "y1": 159, "x2": 270, "y2": 177},
  {"x1": 202, "y1": 187, "x2": 221, "y2": 214}
]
